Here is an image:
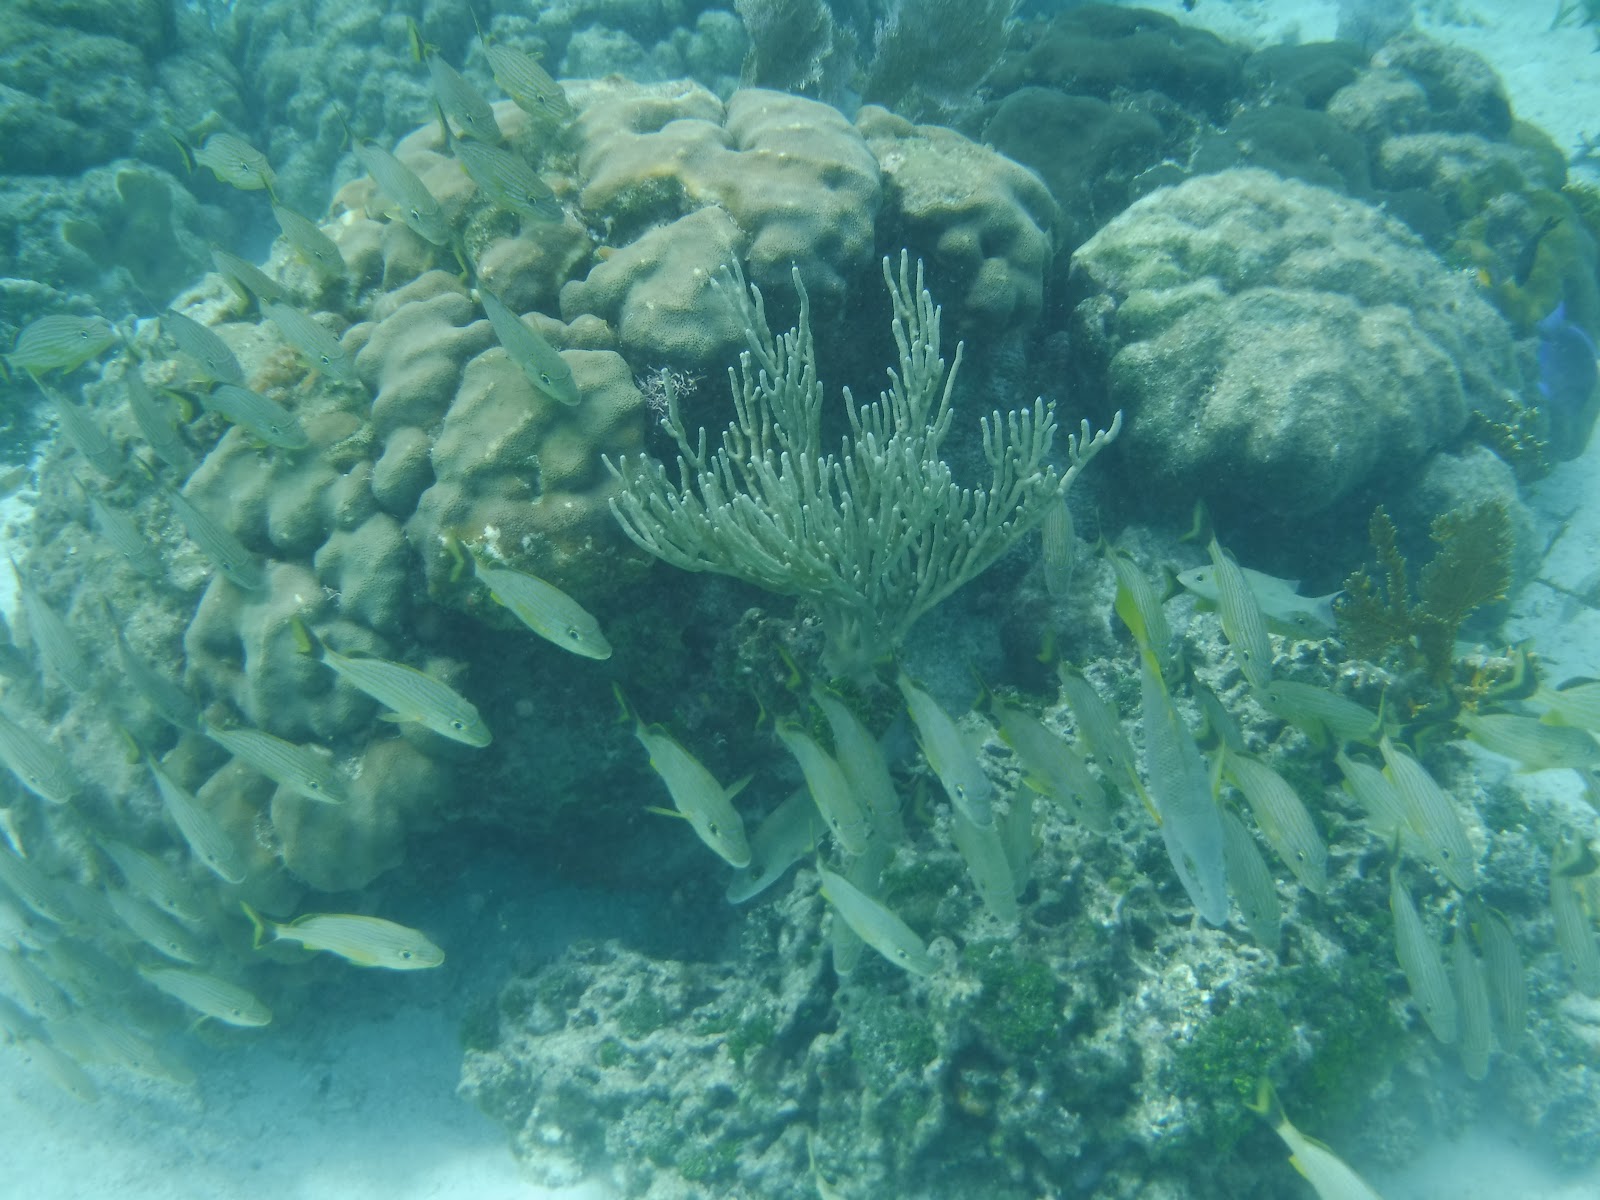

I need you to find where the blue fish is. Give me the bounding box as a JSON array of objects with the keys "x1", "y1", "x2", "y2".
[{"x1": 1537, "y1": 302, "x2": 1599, "y2": 460}]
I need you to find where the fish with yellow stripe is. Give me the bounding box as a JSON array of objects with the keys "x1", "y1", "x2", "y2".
[{"x1": 243, "y1": 903, "x2": 444, "y2": 970}]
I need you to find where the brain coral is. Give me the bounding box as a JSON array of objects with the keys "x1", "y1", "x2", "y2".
[{"x1": 1069, "y1": 167, "x2": 1523, "y2": 520}]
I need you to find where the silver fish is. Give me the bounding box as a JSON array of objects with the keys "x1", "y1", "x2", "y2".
[
  {"x1": 1379, "y1": 737, "x2": 1477, "y2": 893},
  {"x1": 1456, "y1": 710, "x2": 1600, "y2": 773},
  {"x1": 262, "y1": 301, "x2": 360, "y2": 386},
  {"x1": 96, "y1": 838, "x2": 202, "y2": 924},
  {"x1": 630, "y1": 712, "x2": 750, "y2": 868},
  {"x1": 896, "y1": 672, "x2": 994, "y2": 829},
  {"x1": 725, "y1": 788, "x2": 818, "y2": 905},
  {"x1": 992, "y1": 698, "x2": 1111, "y2": 834},
  {"x1": 1207, "y1": 537, "x2": 1275, "y2": 689},
  {"x1": 271, "y1": 204, "x2": 344, "y2": 277},
  {"x1": 483, "y1": 41, "x2": 571, "y2": 121},
  {"x1": 1551, "y1": 862, "x2": 1600, "y2": 997},
  {"x1": 162, "y1": 484, "x2": 266, "y2": 591},
  {"x1": 949, "y1": 801, "x2": 1019, "y2": 925},
  {"x1": 35, "y1": 379, "x2": 121, "y2": 478},
  {"x1": 202, "y1": 383, "x2": 309, "y2": 450},
  {"x1": 454, "y1": 138, "x2": 561, "y2": 222},
  {"x1": 429, "y1": 53, "x2": 501, "y2": 142},
  {"x1": 0, "y1": 846, "x2": 74, "y2": 925},
  {"x1": 812, "y1": 688, "x2": 902, "y2": 841},
  {"x1": 80, "y1": 487, "x2": 162, "y2": 579},
  {"x1": 1058, "y1": 666, "x2": 1143, "y2": 800},
  {"x1": 1220, "y1": 807, "x2": 1281, "y2": 951},
  {"x1": 818, "y1": 864, "x2": 937, "y2": 976},
  {"x1": 471, "y1": 554, "x2": 611, "y2": 659},
  {"x1": 1471, "y1": 904, "x2": 1525, "y2": 1048},
  {"x1": 161, "y1": 310, "x2": 244, "y2": 385},
  {"x1": 124, "y1": 368, "x2": 195, "y2": 475},
  {"x1": 9, "y1": 557, "x2": 92, "y2": 692},
  {"x1": 110, "y1": 617, "x2": 201, "y2": 733},
  {"x1": 297, "y1": 622, "x2": 490, "y2": 747},
  {"x1": 244, "y1": 904, "x2": 444, "y2": 970},
  {"x1": 1390, "y1": 864, "x2": 1458, "y2": 1044},
  {"x1": 145, "y1": 753, "x2": 249, "y2": 885},
  {"x1": 1253, "y1": 680, "x2": 1383, "y2": 750},
  {"x1": 0, "y1": 710, "x2": 77, "y2": 806},
  {"x1": 192, "y1": 131, "x2": 276, "y2": 194},
  {"x1": 1221, "y1": 751, "x2": 1327, "y2": 895},
  {"x1": 209, "y1": 246, "x2": 287, "y2": 305},
  {"x1": 351, "y1": 138, "x2": 451, "y2": 247},
  {"x1": 1176, "y1": 563, "x2": 1339, "y2": 637},
  {"x1": 1140, "y1": 653, "x2": 1229, "y2": 925},
  {"x1": 476, "y1": 286, "x2": 580, "y2": 406},
  {"x1": 774, "y1": 724, "x2": 872, "y2": 856},
  {"x1": 105, "y1": 888, "x2": 205, "y2": 964},
  {"x1": 1039, "y1": 495, "x2": 1075, "y2": 599},
  {"x1": 138, "y1": 965, "x2": 271, "y2": 1027},
  {"x1": 203, "y1": 722, "x2": 349, "y2": 805},
  {"x1": 1452, "y1": 919, "x2": 1492, "y2": 1081},
  {"x1": 7, "y1": 314, "x2": 118, "y2": 376}
]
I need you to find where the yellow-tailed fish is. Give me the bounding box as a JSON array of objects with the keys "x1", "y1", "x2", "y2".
[
  {"x1": 0, "y1": 951, "x2": 70, "y2": 1020},
  {"x1": 0, "y1": 708, "x2": 78, "y2": 806},
  {"x1": 828, "y1": 840, "x2": 892, "y2": 978},
  {"x1": 1252, "y1": 679, "x2": 1383, "y2": 750},
  {"x1": 1246, "y1": 1080, "x2": 1386, "y2": 1200},
  {"x1": 32, "y1": 376, "x2": 121, "y2": 479},
  {"x1": 138, "y1": 965, "x2": 271, "y2": 1026},
  {"x1": 774, "y1": 724, "x2": 872, "y2": 855},
  {"x1": 1001, "y1": 783, "x2": 1035, "y2": 895},
  {"x1": 19, "y1": 1036, "x2": 100, "y2": 1103},
  {"x1": 201, "y1": 382, "x2": 309, "y2": 450},
  {"x1": 725, "y1": 788, "x2": 819, "y2": 905},
  {"x1": 7, "y1": 314, "x2": 117, "y2": 376},
  {"x1": 812, "y1": 688, "x2": 903, "y2": 840},
  {"x1": 1451, "y1": 919, "x2": 1492, "y2": 1080},
  {"x1": 427, "y1": 52, "x2": 501, "y2": 142},
  {"x1": 1220, "y1": 807, "x2": 1281, "y2": 951},
  {"x1": 476, "y1": 285, "x2": 581, "y2": 406},
  {"x1": 471, "y1": 553, "x2": 611, "y2": 659},
  {"x1": 1176, "y1": 564, "x2": 1340, "y2": 638},
  {"x1": 1039, "y1": 495, "x2": 1075, "y2": 599},
  {"x1": 192, "y1": 131, "x2": 276, "y2": 195},
  {"x1": 991, "y1": 697, "x2": 1111, "y2": 833},
  {"x1": 109, "y1": 614, "x2": 202, "y2": 733},
  {"x1": 1390, "y1": 864, "x2": 1458, "y2": 1043},
  {"x1": 349, "y1": 134, "x2": 451, "y2": 247},
  {"x1": 1550, "y1": 852, "x2": 1600, "y2": 996},
  {"x1": 1207, "y1": 537, "x2": 1275, "y2": 688},
  {"x1": 1220, "y1": 750, "x2": 1327, "y2": 895},
  {"x1": 1456, "y1": 709, "x2": 1600, "y2": 773},
  {"x1": 1379, "y1": 737, "x2": 1477, "y2": 892},
  {"x1": 66, "y1": 1011, "x2": 192, "y2": 1086},
  {"x1": 209, "y1": 246, "x2": 287, "y2": 305},
  {"x1": 105, "y1": 888, "x2": 205, "y2": 964},
  {"x1": 454, "y1": 138, "x2": 562, "y2": 222},
  {"x1": 817, "y1": 864, "x2": 937, "y2": 976},
  {"x1": 1058, "y1": 666, "x2": 1144, "y2": 802},
  {"x1": 124, "y1": 367, "x2": 195, "y2": 475},
  {"x1": 161, "y1": 309, "x2": 244, "y2": 384},
  {"x1": 145, "y1": 752, "x2": 249, "y2": 884},
  {"x1": 77, "y1": 482, "x2": 162, "y2": 579},
  {"x1": 96, "y1": 837, "x2": 201, "y2": 924},
  {"x1": 481, "y1": 37, "x2": 571, "y2": 122},
  {"x1": 262, "y1": 300, "x2": 360, "y2": 386},
  {"x1": 293, "y1": 618, "x2": 490, "y2": 747},
  {"x1": 1470, "y1": 903, "x2": 1525, "y2": 1048},
  {"x1": 1109, "y1": 544, "x2": 1174, "y2": 676},
  {"x1": 949, "y1": 801, "x2": 1020, "y2": 924},
  {"x1": 203, "y1": 721, "x2": 349, "y2": 805},
  {"x1": 1334, "y1": 748, "x2": 1409, "y2": 845},
  {"x1": 243, "y1": 903, "x2": 443, "y2": 969},
  {"x1": 9, "y1": 556, "x2": 92, "y2": 692},
  {"x1": 1140, "y1": 652, "x2": 1229, "y2": 924},
  {"x1": 632, "y1": 715, "x2": 751, "y2": 868},
  {"x1": 0, "y1": 846, "x2": 74, "y2": 925},
  {"x1": 271, "y1": 203, "x2": 344, "y2": 277},
  {"x1": 896, "y1": 672, "x2": 994, "y2": 829},
  {"x1": 161, "y1": 483, "x2": 266, "y2": 591},
  {"x1": 1536, "y1": 680, "x2": 1600, "y2": 731}
]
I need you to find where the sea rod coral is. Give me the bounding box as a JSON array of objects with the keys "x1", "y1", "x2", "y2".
[{"x1": 606, "y1": 251, "x2": 1121, "y2": 676}]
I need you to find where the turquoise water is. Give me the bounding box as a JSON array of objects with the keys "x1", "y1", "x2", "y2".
[{"x1": 4, "y1": 2, "x2": 1600, "y2": 1197}]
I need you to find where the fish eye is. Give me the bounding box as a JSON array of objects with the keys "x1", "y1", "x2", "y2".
[
  {"x1": 400, "y1": 949, "x2": 413, "y2": 960},
  {"x1": 540, "y1": 372, "x2": 553, "y2": 386},
  {"x1": 451, "y1": 719, "x2": 465, "y2": 731}
]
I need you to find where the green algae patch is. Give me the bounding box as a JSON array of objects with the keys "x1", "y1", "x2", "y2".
[{"x1": 964, "y1": 940, "x2": 1063, "y2": 1058}]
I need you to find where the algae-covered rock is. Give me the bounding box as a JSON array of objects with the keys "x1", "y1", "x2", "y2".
[{"x1": 1070, "y1": 168, "x2": 1524, "y2": 522}]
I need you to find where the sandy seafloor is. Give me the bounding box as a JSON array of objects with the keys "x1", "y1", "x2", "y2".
[{"x1": 8, "y1": 2, "x2": 1600, "y2": 1198}]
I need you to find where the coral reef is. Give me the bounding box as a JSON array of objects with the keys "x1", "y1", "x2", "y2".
[{"x1": 1069, "y1": 167, "x2": 1525, "y2": 523}]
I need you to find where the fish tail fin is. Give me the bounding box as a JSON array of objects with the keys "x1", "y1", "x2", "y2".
[
  {"x1": 288, "y1": 613, "x2": 319, "y2": 658},
  {"x1": 111, "y1": 723, "x2": 144, "y2": 766},
  {"x1": 240, "y1": 900, "x2": 272, "y2": 949},
  {"x1": 1245, "y1": 1077, "x2": 1285, "y2": 1130},
  {"x1": 612, "y1": 683, "x2": 635, "y2": 727},
  {"x1": 167, "y1": 131, "x2": 194, "y2": 174},
  {"x1": 406, "y1": 16, "x2": 429, "y2": 64}
]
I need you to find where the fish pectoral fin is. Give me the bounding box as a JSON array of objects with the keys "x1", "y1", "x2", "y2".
[{"x1": 376, "y1": 712, "x2": 417, "y2": 725}]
